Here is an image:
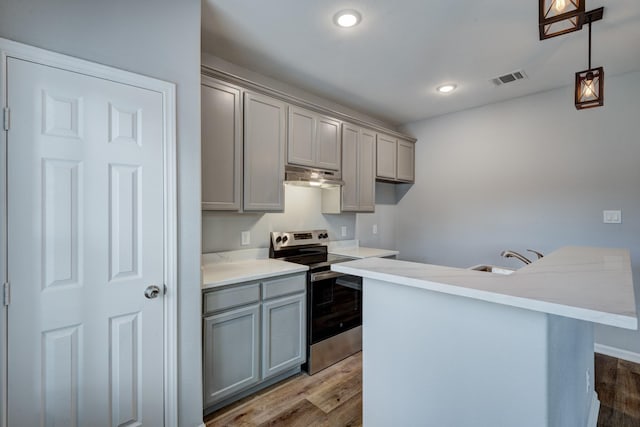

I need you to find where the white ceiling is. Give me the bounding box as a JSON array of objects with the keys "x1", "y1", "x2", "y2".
[{"x1": 202, "y1": 0, "x2": 640, "y2": 126}]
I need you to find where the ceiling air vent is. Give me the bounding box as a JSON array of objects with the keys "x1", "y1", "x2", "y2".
[{"x1": 492, "y1": 70, "x2": 527, "y2": 86}]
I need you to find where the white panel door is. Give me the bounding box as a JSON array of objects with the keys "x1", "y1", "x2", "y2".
[{"x1": 7, "y1": 57, "x2": 165, "y2": 426}]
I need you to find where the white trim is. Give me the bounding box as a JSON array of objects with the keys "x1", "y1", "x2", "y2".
[
  {"x1": 587, "y1": 391, "x2": 600, "y2": 427},
  {"x1": 595, "y1": 343, "x2": 640, "y2": 364},
  {"x1": 0, "y1": 37, "x2": 178, "y2": 427}
]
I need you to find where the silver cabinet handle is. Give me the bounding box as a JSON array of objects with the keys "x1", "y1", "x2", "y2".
[{"x1": 144, "y1": 285, "x2": 161, "y2": 299}]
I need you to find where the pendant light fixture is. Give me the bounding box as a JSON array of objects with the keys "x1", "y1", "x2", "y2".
[
  {"x1": 539, "y1": 0, "x2": 585, "y2": 40},
  {"x1": 574, "y1": 8, "x2": 604, "y2": 109}
]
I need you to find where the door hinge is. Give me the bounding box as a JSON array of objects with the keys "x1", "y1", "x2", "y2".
[
  {"x1": 3, "y1": 107, "x2": 9, "y2": 131},
  {"x1": 3, "y1": 281, "x2": 9, "y2": 306}
]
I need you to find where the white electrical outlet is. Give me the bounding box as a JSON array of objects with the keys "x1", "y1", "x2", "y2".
[
  {"x1": 341, "y1": 226, "x2": 347, "y2": 237},
  {"x1": 241, "y1": 231, "x2": 250, "y2": 246},
  {"x1": 603, "y1": 210, "x2": 622, "y2": 224},
  {"x1": 372, "y1": 224, "x2": 378, "y2": 235}
]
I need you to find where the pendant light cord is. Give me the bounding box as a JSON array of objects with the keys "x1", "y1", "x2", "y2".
[{"x1": 587, "y1": 16, "x2": 592, "y2": 69}]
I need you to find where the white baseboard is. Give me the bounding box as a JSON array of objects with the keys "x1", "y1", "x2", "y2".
[
  {"x1": 595, "y1": 343, "x2": 640, "y2": 364},
  {"x1": 587, "y1": 392, "x2": 600, "y2": 427}
]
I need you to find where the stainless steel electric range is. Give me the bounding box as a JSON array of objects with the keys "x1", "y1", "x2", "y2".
[{"x1": 269, "y1": 230, "x2": 362, "y2": 375}]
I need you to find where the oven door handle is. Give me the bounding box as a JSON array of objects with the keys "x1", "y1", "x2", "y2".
[{"x1": 311, "y1": 270, "x2": 345, "y2": 282}]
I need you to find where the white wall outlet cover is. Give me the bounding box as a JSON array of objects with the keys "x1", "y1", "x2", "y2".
[
  {"x1": 373, "y1": 224, "x2": 378, "y2": 235},
  {"x1": 603, "y1": 210, "x2": 622, "y2": 224},
  {"x1": 341, "y1": 226, "x2": 347, "y2": 237},
  {"x1": 241, "y1": 231, "x2": 250, "y2": 245}
]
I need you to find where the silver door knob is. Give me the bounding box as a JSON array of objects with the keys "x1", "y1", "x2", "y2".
[{"x1": 144, "y1": 285, "x2": 161, "y2": 299}]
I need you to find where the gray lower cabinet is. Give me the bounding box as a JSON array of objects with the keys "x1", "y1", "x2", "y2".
[
  {"x1": 203, "y1": 304, "x2": 260, "y2": 407},
  {"x1": 262, "y1": 293, "x2": 306, "y2": 379},
  {"x1": 203, "y1": 273, "x2": 306, "y2": 411}
]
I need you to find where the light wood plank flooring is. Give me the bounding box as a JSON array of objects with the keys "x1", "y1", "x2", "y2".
[
  {"x1": 205, "y1": 351, "x2": 639, "y2": 426},
  {"x1": 205, "y1": 352, "x2": 362, "y2": 427}
]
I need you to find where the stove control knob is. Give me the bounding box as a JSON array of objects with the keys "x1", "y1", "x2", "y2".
[
  {"x1": 322, "y1": 233, "x2": 328, "y2": 239},
  {"x1": 282, "y1": 236, "x2": 289, "y2": 243},
  {"x1": 275, "y1": 236, "x2": 282, "y2": 243}
]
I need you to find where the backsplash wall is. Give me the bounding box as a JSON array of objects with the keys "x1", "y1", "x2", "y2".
[{"x1": 202, "y1": 185, "x2": 356, "y2": 252}]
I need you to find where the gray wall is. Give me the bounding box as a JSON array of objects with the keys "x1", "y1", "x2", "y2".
[
  {"x1": 356, "y1": 182, "x2": 401, "y2": 250},
  {"x1": 400, "y1": 71, "x2": 640, "y2": 353},
  {"x1": 203, "y1": 185, "x2": 356, "y2": 252},
  {"x1": 202, "y1": 53, "x2": 398, "y2": 131},
  {"x1": 0, "y1": 1, "x2": 203, "y2": 426}
]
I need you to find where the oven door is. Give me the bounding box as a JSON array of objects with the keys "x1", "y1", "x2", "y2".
[{"x1": 309, "y1": 270, "x2": 362, "y2": 344}]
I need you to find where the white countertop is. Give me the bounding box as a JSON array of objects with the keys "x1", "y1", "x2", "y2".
[
  {"x1": 202, "y1": 259, "x2": 308, "y2": 290},
  {"x1": 327, "y1": 239, "x2": 398, "y2": 259},
  {"x1": 329, "y1": 246, "x2": 399, "y2": 259},
  {"x1": 332, "y1": 246, "x2": 637, "y2": 329}
]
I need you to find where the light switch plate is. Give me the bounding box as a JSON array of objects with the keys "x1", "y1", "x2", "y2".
[
  {"x1": 603, "y1": 210, "x2": 622, "y2": 224},
  {"x1": 241, "y1": 231, "x2": 250, "y2": 245},
  {"x1": 341, "y1": 226, "x2": 347, "y2": 237},
  {"x1": 372, "y1": 224, "x2": 378, "y2": 235}
]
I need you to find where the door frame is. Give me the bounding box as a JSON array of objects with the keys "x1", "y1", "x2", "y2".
[{"x1": 0, "y1": 38, "x2": 178, "y2": 427}]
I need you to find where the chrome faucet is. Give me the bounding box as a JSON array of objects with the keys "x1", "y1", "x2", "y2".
[
  {"x1": 500, "y1": 250, "x2": 532, "y2": 265},
  {"x1": 526, "y1": 249, "x2": 544, "y2": 260}
]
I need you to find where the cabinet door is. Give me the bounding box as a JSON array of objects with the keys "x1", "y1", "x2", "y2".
[
  {"x1": 244, "y1": 92, "x2": 286, "y2": 211},
  {"x1": 201, "y1": 79, "x2": 242, "y2": 210},
  {"x1": 397, "y1": 139, "x2": 415, "y2": 182},
  {"x1": 341, "y1": 124, "x2": 359, "y2": 212},
  {"x1": 262, "y1": 293, "x2": 306, "y2": 380},
  {"x1": 287, "y1": 106, "x2": 316, "y2": 168},
  {"x1": 359, "y1": 129, "x2": 377, "y2": 212},
  {"x1": 316, "y1": 115, "x2": 341, "y2": 171},
  {"x1": 203, "y1": 304, "x2": 260, "y2": 407},
  {"x1": 376, "y1": 133, "x2": 397, "y2": 179}
]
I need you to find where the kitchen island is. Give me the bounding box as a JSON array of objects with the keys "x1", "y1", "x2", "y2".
[{"x1": 331, "y1": 246, "x2": 637, "y2": 427}]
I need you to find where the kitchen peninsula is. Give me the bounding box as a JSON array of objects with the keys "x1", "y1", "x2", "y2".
[{"x1": 332, "y1": 246, "x2": 637, "y2": 427}]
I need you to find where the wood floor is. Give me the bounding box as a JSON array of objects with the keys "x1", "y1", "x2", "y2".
[
  {"x1": 205, "y1": 351, "x2": 639, "y2": 427},
  {"x1": 205, "y1": 352, "x2": 362, "y2": 427},
  {"x1": 596, "y1": 353, "x2": 640, "y2": 427}
]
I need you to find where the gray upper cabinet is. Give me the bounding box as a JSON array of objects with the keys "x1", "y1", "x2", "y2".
[
  {"x1": 376, "y1": 133, "x2": 415, "y2": 183},
  {"x1": 244, "y1": 92, "x2": 286, "y2": 211},
  {"x1": 287, "y1": 105, "x2": 341, "y2": 171},
  {"x1": 340, "y1": 123, "x2": 375, "y2": 212},
  {"x1": 341, "y1": 124, "x2": 359, "y2": 211},
  {"x1": 397, "y1": 139, "x2": 415, "y2": 182},
  {"x1": 376, "y1": 133, "x2": 397, "y2": 180},
  {"x1": 359, "y1": 128, "x2": 376, "y2": 211},
  {"x1": 201, "y1": 78, "x2": 242, "y2": 210}
]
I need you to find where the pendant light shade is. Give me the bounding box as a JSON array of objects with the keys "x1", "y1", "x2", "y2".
[
  {"x1": 539, "y1": 0, "x2": 585, "y2": 39},
  {"x1": 575, "y1": 67, "x2": 604, "y2": 109},
  {"x1": 574, "y1": 8, "x2": 605, "y2": 110}
]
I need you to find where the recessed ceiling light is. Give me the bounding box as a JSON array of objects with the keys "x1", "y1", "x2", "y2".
[
  {"x1": 333, "y1": 10, "x2": 362, "y2": 28},
  {"x1": 436, "y1": 84, "x2": 457, "y2": 94}
]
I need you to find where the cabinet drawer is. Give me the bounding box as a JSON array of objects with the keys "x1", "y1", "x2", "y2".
[
  {"x1": 262, "y1": 274, "x2": 306, "y2": 300},
  {"x1": 203, "y1": 283, "x2": 260, "y2": 314}
]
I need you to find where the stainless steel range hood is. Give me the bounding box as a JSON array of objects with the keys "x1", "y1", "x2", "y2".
[{"x1": 284, "y1": 165, "x2": 344, "y2": 188}]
